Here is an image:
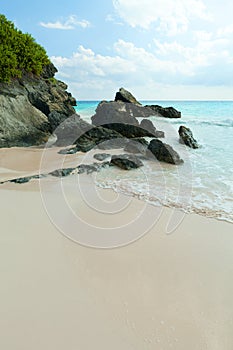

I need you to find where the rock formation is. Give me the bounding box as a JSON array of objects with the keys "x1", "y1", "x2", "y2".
[
  {"x1": 0, "y1": 63, "x2": 76, "y2": 147},
  {"x1": 179, "y1": 125, "x2": 199, "y2": 149}
]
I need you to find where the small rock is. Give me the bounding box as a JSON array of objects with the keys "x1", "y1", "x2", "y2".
[
  {"x1": 179, "y1": 125, "x2": 199, "y2": 149},
  {"x1": 110, "y1": 154, "x2": 144, "y2": 170},
  {"x1": 93, "y1": 153, "x2": 111, "y2": 161},
  {"x1": 77, "y1": 162, "x2": 110, "y2": 174},
  {"x1": 50, "y1": 168, "x2": 75, "y2": 177},
  {"x1": 148, "y1": 139, "x2": 184, "y2": 165}
]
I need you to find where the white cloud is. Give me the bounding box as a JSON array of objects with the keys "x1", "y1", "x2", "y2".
[
  {"x1": 50, "y1": 36, "x2": 233, "y2": 99},
  {"x1": 40, "y1": 15, "x2": 90, "y2": 30},
  {"x1": 113, "y1": 0, "x2": 211, "y2": 35}
]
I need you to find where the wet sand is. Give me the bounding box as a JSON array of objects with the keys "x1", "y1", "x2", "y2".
[{"x1": 0, "y1": 147, "x2": 233, "y2": 349}]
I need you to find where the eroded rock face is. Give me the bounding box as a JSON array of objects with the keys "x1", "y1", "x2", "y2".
[
  {"x1": 145, "y1": 105, "x2": 181, "y2": 118},
  {"x1": 179, "y1": 125, "x2": 199, "y2": 149},
  {"x1": 0, "y1": 63, "x2": 76, "y2": 147},
  {"x1": 115, "y1": 87, "x2": 141, "y2": 105},
  {"x1": 110, "y1": 154, "x2": 144, "y2": 170},
  {"x1": 148, "y1": 139, "x2": 184, "y2": 165}
]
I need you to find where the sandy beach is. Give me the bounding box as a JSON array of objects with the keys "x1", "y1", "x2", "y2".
[{"x1": 1, "y1": 147, "x2": 233, "y2": 349}]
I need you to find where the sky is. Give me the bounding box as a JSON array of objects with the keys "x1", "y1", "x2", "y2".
[{"x1": 1, "y1": 0, "x2": 233, "y2": 100}]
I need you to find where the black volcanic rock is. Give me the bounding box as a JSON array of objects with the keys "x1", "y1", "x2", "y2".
[
  {"x1": 179, "y1": 125, "x2": 199, "y2": 149},
  {"x1": 110, "y1": 154, "x2": 144, "y2": 170},
  {"x1": 145, "y1": 105, "x2": 181, "y2": 118},
  {"x1": 148, "y1": 139, "x2": 184, "y2": 165},
  {"x1": 115, "y1": 87, "x2": 141, "y2": 105}
]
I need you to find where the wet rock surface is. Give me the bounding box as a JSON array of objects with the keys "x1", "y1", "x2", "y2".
[
  {"x1": 148, "y1": 139, "x2": 184, "y2": 165},
  {"x1": 179, "y1": 125, "x2": 199, "y2": 149},
  {"x1": 110, "y1": 154, "x2": 144, "y2": 170}
]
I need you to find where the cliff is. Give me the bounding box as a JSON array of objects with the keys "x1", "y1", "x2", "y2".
[{"x1": 0, "y1": 63, "x2": 76, "y2": 147}]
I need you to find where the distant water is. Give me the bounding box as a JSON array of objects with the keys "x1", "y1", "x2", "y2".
[{"x1": 75, "y1": 101, "x2": 233, "y2": 223}]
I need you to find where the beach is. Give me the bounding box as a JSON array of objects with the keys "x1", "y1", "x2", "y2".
[{"x1": 1, "y1": 147, "x2": 233, "y2": 349}]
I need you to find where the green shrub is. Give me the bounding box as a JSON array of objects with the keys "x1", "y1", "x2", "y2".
[{"x1": 0, "y1": 14, "x2": 50, "y2": 82}]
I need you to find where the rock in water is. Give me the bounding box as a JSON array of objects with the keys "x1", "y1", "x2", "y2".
[
  {"x1": 179, "y1": 126, "x2": 199, "y2": 149},
  {"x1": 145, "y1": 105, "x2": 181, "y2": 118},
  {"x1": 110, "y1": 154, "x2": 144, "y2": 170},
  {"x1": 148, "y1": 139, "x2": 184, "y2": 165},
  {"x1": 115, "y1": 87, "x2": 141, "y2": 105}
]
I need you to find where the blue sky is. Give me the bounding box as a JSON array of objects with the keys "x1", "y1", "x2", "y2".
[{"x1": 1, "y1": 0, "x2": 233, "y2": 100}]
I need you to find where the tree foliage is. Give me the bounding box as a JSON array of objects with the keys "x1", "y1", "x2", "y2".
[{"x1": 0, "y1": 14, "x2": 50, "y2": 82}]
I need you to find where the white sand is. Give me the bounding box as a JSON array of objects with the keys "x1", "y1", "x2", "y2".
[{"x1": 0, "y1": 147, "x2": 233, "y2": 349}]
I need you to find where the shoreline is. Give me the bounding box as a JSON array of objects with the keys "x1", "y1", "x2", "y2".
[{"x1": 0, "y1": 145, "x2": 232, "y2": 225}]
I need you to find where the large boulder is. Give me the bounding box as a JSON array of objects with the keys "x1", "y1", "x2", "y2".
[
  {"x1": 145, "y1": 105, "x2": 181, "y2": 118},
  {"x1": 110, "y1": 154, "x2": 144, "y2": 170},
  {"x1": 148, "y1": 139, "x2": 184, "y2": 165},
  {"x1": 115, "y1": 87, "x2": 141, "y2": 105},
  {"x1": 179, "y1": 125, "x2": 199, "y2": 149},
  {"x1": 91, "y1": 101, "x2": 157, "y2": 138}
]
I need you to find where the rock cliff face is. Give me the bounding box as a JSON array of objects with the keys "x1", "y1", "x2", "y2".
[{"x1": 0, "y1": 63, "x2": 76, "y2": 147}]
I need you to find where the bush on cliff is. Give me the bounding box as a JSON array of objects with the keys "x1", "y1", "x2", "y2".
[{"x1": 0, "y1": 14, "x2": 50, "y2": 82}]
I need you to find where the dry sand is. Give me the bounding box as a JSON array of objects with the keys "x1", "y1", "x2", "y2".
[{"x1": 0, "y1": 147, "x2": 233, "y2": 349}]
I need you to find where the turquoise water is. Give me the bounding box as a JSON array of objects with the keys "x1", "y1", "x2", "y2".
[{"x1": 75, "y1": 101, "x2": 233, "y2": 223}]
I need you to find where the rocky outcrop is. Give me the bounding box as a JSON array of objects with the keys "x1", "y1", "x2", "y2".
[
  {"x1": 0, "y1": 63, "x2": 76, "y2": 147},
  {"x1": 110, "y1": 154, "x2": 143, "y2": 170},
  {"x1": 91, "y1": 101, "x2": 158, "y2": 138},
  {"x1": 148, "y1": 139, "x2": 184, "y2": 165},
  {"x1": 179, "y1": 125, "x2": 199, "y2": 149},
  {"x1": 145, "y1": 105, "x2": 181, "y2": 118},
  {"x1": 115, "y1": 87, "x2": 142, "y2": 105}
]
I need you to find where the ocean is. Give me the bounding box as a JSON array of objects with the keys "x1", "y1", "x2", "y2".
[{"x1": 75, "y1": 100, "x2": 233, "y2": 224}]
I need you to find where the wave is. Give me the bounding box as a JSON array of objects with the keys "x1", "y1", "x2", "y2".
[
  {"x1": 171, "y1": 118, "x2": 233, "y2": 128},
  {"x1": 96, "y1": 180, "x2": 233, "y2": 225}
]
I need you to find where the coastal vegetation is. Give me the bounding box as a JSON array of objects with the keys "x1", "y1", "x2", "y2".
[{"x1": 0, "y1": 14, "x2": 50, "y2": 82}]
